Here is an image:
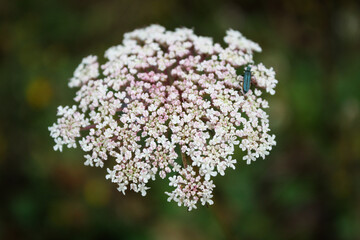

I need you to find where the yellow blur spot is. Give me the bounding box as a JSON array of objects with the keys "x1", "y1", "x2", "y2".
[
  {"x1": 26, "y1": 78, "x2": 53, "y2": 109},
  {"x1": 84, "y1": 177, "x2": 111, "y2": 207}
]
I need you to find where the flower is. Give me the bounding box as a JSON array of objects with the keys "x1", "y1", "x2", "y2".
[{"x1": 49, "y1": 24, "x2": 277, "y2": 210}]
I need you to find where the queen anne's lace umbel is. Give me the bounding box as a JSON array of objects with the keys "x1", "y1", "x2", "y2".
[{"x1": 49, "y1": 25, "x2": 277, "y2": 210}]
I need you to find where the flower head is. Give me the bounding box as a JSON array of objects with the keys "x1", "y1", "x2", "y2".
[{"x1": 49, "y1": 25, "x2": 277, "y2": 210}]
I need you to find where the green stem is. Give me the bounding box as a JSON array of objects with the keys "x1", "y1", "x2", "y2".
[{"x1": 209, "y1": 199, "x2": 236, "y2": 240}]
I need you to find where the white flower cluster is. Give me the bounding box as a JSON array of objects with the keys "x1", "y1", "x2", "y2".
[{"x1": 49, "y1": 25, "x2": 278, "y2": 210}]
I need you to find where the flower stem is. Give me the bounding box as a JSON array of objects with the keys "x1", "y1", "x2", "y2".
[
  {"x1": 80, "y1": 124, "x2": 96, "y2": 131},
  {"x1": 210, "y1": 202, "x2": 236, "y2": 240},
  {"x1": 181, "y1": 151, "x2": 188, "y2": 168}
]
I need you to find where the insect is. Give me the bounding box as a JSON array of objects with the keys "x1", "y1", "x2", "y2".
[{"x1": 243, "y1": 66, "x2": 252, "y2": 94}]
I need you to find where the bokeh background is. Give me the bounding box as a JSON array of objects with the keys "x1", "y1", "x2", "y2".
[{"x1": 1, "y1": 0, "x2": 360, "y2": 239}]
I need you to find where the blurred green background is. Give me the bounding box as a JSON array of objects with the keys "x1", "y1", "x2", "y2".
[{"x1": 1, "y1": 0, "x2": 360, "y2": 239}]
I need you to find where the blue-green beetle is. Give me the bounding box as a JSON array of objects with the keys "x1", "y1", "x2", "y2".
[{"x1": 243, "y1": 66, "x2": 252, "y2": 94}]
